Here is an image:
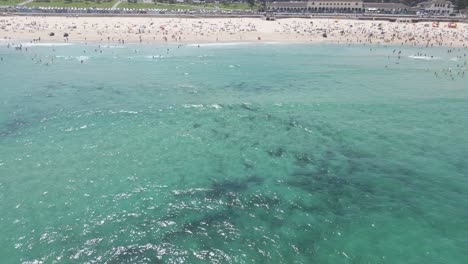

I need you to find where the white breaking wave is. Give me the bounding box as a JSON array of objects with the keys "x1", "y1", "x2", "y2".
[
  {"x1": 145, "y1": 55, "x2": 164, "y2": 59},
  {"x1": 183, "y1": 104, "x2": 204, "y2": 108},
  {"x1": 56, "y1": 55, "x2": 90, "y2": 62},
  {"x1": 77, "y1": 56, "x2": 89, "y2": 61},
  {"x1": 20, "y1": 43, "x2": 74, "y2": 47},
  {"x1": 55, "y1": 55, "x2": 73, "y2": 60},
  {"x1": 262, "y1": 42, "x2": 283, "y2": 44},
  {"x1": 208, "y1": 104, "x2": 222, "y2": 109},
  {"x1": 188, "y1": 42, "x2": 283, "y2": 47},
  {"x1": 408, "y1": 55, "x2": 440, "y2": 60},
  {"x1": 187, "y1": 42, "x2": 254, "y2": 47},
  {"x1": 181, "y1": 104, "x2": 222, "y2": 109},
  {"x1": 109, "y1": 110, "x2": 138, "y2": 114},
  {"x1": 102, "y1": 45, "x2": 125, "y2": 49}
]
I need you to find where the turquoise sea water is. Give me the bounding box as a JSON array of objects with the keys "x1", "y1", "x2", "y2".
[{"x1": 1, "y1": 42, "x2": 467, "y2": 263}]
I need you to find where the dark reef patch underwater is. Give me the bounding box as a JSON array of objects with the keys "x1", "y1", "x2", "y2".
[{"x1": 0, "y1": 43, "x2": 467, "y2": 263}]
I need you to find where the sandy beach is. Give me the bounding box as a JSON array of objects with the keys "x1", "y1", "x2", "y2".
[{"x1": 1, "y1": 16, "x2": 467, "y2": 47}]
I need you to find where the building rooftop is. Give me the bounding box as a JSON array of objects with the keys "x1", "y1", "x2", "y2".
[
  {"x1": 270, "y1": 0, "x2": 363, "y2": 2},
  {"x1": 417, "y1": 0, "x2": 454, "y2": 7},
  {"x1": 363, "y1": 3, "x2": 410, "y2": 10}
]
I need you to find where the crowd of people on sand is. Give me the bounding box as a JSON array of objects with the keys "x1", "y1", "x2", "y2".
[
  {"x1": 0, "y1": 16, "x2": 466, "y2": 79},
  {"x1": 1, "y1": 16, "x2": 467, "y2": 45}
]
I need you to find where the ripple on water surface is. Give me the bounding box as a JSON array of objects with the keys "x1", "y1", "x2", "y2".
[{"x1": 0, "y1": 44, "x2": 467, "y2": 263}]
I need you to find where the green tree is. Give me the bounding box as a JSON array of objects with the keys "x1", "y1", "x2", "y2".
[
  {"x1": 456, "y1": 0, "x2": 466, "y2": 10},
  {"x1": 247, "y1": 0, "x2": 255, "y2": 8},
  {"x1": 399, "y1": 0, "x2": 416, "y2": 7}
]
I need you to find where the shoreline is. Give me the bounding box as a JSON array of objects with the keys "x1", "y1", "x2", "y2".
[
  {"x1": 1, "y1": 16, "x2": 467, "y2": 48},
  {"x1": 4, "y1": 39, "x2": 460, "y2": 49}
]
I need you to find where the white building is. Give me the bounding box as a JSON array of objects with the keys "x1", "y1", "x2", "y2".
[
  {"x1": 364, "y1": 3, "x2": 410, "y2": 14},
  {"x1": 268, "y1": 0, "x2": 364, "y2": 13},
  {"x1": 416, "y1": 0, "x2": 454, "y2": 14}
]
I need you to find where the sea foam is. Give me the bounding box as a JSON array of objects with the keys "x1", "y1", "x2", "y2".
[
  {"x1": 188, "y1": 42, "x2": 281, "y2": 47},
  {"x1": 20, "y1": 43, "x2": 74, "y2": 47},
  {"x1": 408, "y1": 55, "x2": 440, "y2": 60}
]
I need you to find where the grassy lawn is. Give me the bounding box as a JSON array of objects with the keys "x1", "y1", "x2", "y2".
[
  {"x1": 18, "y1": 0, "x2": 260, "y2": 10},
  {"x1": 118, "y1": 2, "x2": 259, "y2": 11},
  {"x1": 26, "y1": 0, "x2": 118, "y2": 8},
  {"x1": 118, "y1": 2, "x2": 196, "y2": 10},
  {"x1": 0, "y1": 0, "x2": 24, "y2": 6},
  {"x1": 210, "y1": 2, "x2": 258, "y2": 10}
]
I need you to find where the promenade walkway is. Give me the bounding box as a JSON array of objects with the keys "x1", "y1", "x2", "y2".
[
  {"x1": 18, "y1": 0, "x2": 33, "y2": 6},
  {"x1": 111, "y1": 0, "x2": 122, "y2": 9}
]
